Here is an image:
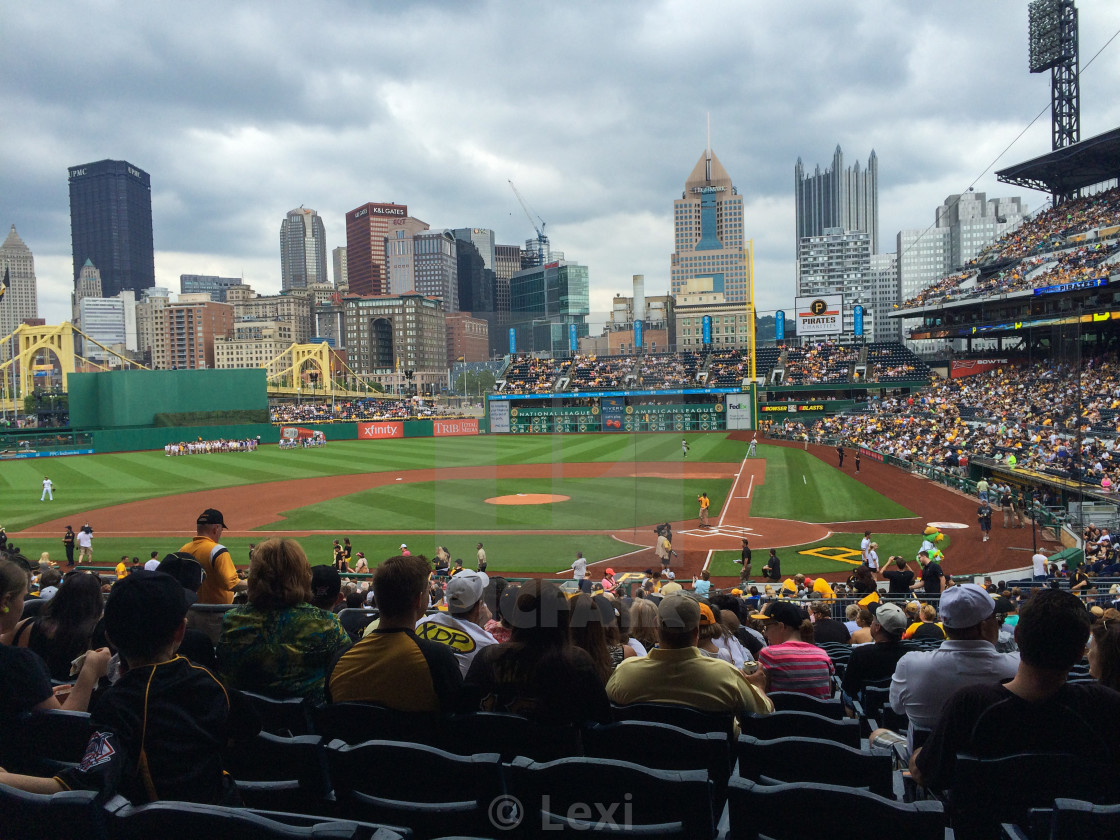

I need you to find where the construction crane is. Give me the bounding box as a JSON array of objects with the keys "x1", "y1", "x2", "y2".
[{"x1": 508, "y1": 180, "x2": 549, "y2": 267}]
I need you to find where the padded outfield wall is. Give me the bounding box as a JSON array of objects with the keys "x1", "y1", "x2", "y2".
[{"x1": 69, "y1": 369, "x2": 269, "y2": 428}]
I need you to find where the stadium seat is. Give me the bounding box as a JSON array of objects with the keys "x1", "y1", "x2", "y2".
[
  {"x1": 506, "y1": 755, "x2": 715, "y2": 838},
  {"x1": 0, "y1": 783, "x2": 103, "y2": 840},
  {"x1": 721, "y1": 777, "x2": 947, "y2": 840},
  {"x1": 610, "y1": 702, "x2": 736, "y2": 738},
  {"x1": 311, "y1": 702, "x2": 440, "y2": 746},
  {"x1": 442, "y1": 712, "x2": 580, "y2": 763},
  {"x1": 1041, "y1": 798, "x2": 1120, "y2": 840},
  {"x1": 224, "y1": 732, "x2": 333, "y2": 816},
  {"x1": 238, "y1": 690, "x2": 314, "y2": 737},
  {"x1": 0, "y1": 709, "x2": 91, "y2": 776},
  {"x1": 767, "y1": 691, "x2": 846, "y2": 719},
  {"x1": 583, "y1": 720, "x2": 732, "y2": 800},
  {"x1": 739, "y1": 710, "x2": 861, "y2": 748},
  {"x1": 734, "y1": 735, "x2": 895, "y2": 799},
  {"x1": 946, "y1": 753, "x2": 1120, "y2": 840},
  {"x1": 324, "y1": 739, "x2": 502, "y2": 839},
  {"x1": 106, "y1": 798, "x2": 406, "y2": 839},
  {"x1": 336, "y1": 608, "x2": 379, "y2": 642}
]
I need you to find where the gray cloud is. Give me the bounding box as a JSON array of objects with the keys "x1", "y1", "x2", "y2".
[{"x1": 2, "y1": 0, "x2": 1119, "y2": 324}]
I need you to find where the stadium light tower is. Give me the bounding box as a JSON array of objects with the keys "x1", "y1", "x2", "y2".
[{"x1": 1029, "y1": 0, "x2": 1080, "y2": 156}]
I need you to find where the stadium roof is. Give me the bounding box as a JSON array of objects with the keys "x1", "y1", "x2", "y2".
[{"x1": 996, "y1": 126, "x2": 1120, "y2": 195}]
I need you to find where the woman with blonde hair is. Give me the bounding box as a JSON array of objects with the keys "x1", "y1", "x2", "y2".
[
  {"x1": 217, "y1": 538, "x2": 351, "y2": 702},
  {"x1": 628, "y1": 598, "x2": 659, "y2": 653}
]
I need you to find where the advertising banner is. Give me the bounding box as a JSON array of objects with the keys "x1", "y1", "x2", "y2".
[
  {"x1": 725, "y1": 395, "x2": 753, "y2": 430},
  {"x1": 600, "y1": 397, "x2": 627, "y2": 432},
  {"x1": 489, "y1": 401, "x2": 510, "y2": 434},
  {"x1": 569, "y1": 323, "x2": 578, "y2": 352},
  {"x1": 433, "y1": 418, "x2": 479, "y2": 437},
  {"x1": 775, "y1": 310, "x2": 785, "y2": 340},
  {"x1": 853, "y1": 304, "x2": 864, "y2": 337},
  {"x1": 357, "y1": 421, "x2": 404, "y2": 439},
  {"x1": 949, "y1": 358, "x2": 1019, "y2": 379},
  {"x1": 795, "y1": 295, "x2": 843, "y2": 336},
  {"x1": 702, "y1": 315, "x2": 712, "y2": 345},
  {"x1": 634, "y1": 320, "x2": 643, "y2": 349}
]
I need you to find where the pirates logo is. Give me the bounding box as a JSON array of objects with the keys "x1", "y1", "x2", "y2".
[{"x1": 810, "y1": 299, "x2": 828, "y2": 316}]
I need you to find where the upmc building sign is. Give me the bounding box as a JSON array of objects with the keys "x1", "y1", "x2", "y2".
[{"x1": 358, "y1": 421, "x2": 404, "y2": 439}]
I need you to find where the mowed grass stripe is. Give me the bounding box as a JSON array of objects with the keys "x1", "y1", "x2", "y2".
[
  {"x1": 750, "y1": 446, "x2": 913, "y2": 523},
  {"x1": 264, "y1": 477, "x2": 734, "y2": 533}
]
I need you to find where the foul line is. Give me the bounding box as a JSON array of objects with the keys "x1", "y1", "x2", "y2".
[
  {"x1": 702, "y1": 549, "x2": 714, "y2": 573},
  {"x1": 717, "y1": 455, "x2": 751, "y2": 529}
]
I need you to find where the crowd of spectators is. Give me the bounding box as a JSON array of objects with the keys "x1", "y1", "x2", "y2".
[
  {"x1": 269, "y1": 397, "x2": 457, "y2": 424},
  {"x1": 565, "y1": 355, "x2": 633, "y2": 391},
  {"x1": 2, "y1": 533, "x2": 1116, "y2": 833},
  {"x1": 784, "y1": 343, "x2": 860, "y2": 385},
  {"x1": 788, "y1": 354, "x2": 1120, "y2": 489}
]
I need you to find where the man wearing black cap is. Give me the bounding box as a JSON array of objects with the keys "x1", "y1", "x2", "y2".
[
  {"x1": 0, "y1": 571, "x2": 240, "y2": 804},
  {"x1": 748, "y1": 601, "x2": 834, "y2": 698},
  {"x1": 181, "y1": 508, "x2": 238, "y2": 605}
]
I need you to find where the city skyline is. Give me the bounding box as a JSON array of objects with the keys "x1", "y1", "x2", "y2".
[{"x1": 3, "y1": 1, "x2": 1120, "y2": 328}]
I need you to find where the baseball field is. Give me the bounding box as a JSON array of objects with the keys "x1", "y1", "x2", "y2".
[{"x1": 0, "y1": 430, "x2": 1040, "y2": 582}]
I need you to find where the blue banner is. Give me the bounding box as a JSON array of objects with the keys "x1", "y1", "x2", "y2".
[
  {"x1": 702, "y1": 315, "x2": 712, "y2": 345},
  {"x1": 776, "y1": 310, "x2": 785, "y2": 340},
  {"x1": 634, "y1": 320, "x2": 643, "y2": 349},
  {"x1": 508, "y1": 328, "x2": 516, "y2": 355},
  {"x1": 853, "y1": 304, "x2": 864, "y2": 337},
  {"x1": 569, "y1": 323, "x2": 578, "y2": 352}
]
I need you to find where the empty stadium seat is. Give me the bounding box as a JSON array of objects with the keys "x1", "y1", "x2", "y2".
[
  {"x1": 225, "y1": 732, "x2": 333, "y2": 816},
  {"x1": 734, "y1": 735, "x2": 895, "y2": 799},
  {"x1": 0, "y1": 709, "x2": 90, "y2": 776},
  {"x1": 739, "y1": 710, "x2": 861, "y2": 748},
  {"x1": 0, "y1": 783, "x2": 103, "y2": 840}
]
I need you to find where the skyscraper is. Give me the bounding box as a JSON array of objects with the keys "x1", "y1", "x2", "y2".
[
  {"x1": 670, "y1": 146, "x2": 752, "y2": 304},
  {"x1": 180, "y1": 274, "x2": 242, "y2": 302},
  {"x1": 345, "y1": 202, "x2": 408, "y2": 296},
  {"x1": 0, "y1": 225, "x2": 38, "y2": 360},
  {"x1": 795, "y1": 147, "x2": 879, "y2": 258},
  {"x1": 68, "y1": 159, "x2": 155, "y2": 297},
  {"x1": 280, "y1": 207, "x2": 328, "y2": 290},
  {"x1": 332, "y1": 246, "x2": 348, "y2": 289}
]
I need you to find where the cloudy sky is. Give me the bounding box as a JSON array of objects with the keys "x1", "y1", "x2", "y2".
[{"x1": 4, "y1": 0, "x2": 1120, "y2": 327}]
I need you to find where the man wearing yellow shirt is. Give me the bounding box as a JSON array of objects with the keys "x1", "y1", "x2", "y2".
[
  {"x1": 115, "y1": 555, "x2": 129, "y2": 581},
  {"x1": 180, "y1": 508, "x2": 238, "y2": 605}
]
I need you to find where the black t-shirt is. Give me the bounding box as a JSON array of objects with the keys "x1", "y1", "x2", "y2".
[
  {"x1": 921, "y1": 563, "x2": 946, "y2": 594},
  {"x1": 56, "y1": 656, "x2": 239, "y2": 805},
  {"x1": 812, "y1": 618, "x2": 851, "y2": 644},
  {"x1": 911, "y1": 622, "x2": 947, "y2": 641},
  {"x1": 840, "y1": 640, "x2": 911, "y2": 698},
  {"x1": 0, "y1": 644, "x2": 53, "y2": 720},
  {"x1": 461, "y1": 643, "x2": 612, "y2": 726},
  {"x1": 765, "y1": 556, "x2": 780, "y2": 578},
  {"x1": 883, "y1": 569, "x2": 915, "y2": 593},
  {"x1": 741, "y1": 547, "x2": 752, "y2": 564},
  {"x1": 916, "y1": 681, "x2": 1120, "y2": 792}
]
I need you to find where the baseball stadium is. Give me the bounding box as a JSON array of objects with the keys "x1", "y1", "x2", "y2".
[{"x1": 5, "y1": 13, "x2": 1120, "y2": 839}]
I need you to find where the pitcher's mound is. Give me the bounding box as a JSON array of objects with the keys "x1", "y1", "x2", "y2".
[{"x1": 486, "y1": 494, "x2": 570, "y2": 505}]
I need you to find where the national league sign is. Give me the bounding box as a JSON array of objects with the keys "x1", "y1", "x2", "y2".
[{"x1": 795, "y1": 295, "x2": 843, "y2": 336}]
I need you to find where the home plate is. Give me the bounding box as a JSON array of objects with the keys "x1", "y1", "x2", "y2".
[{"x1": 396, "y1": 478, "x2": 402, "y2": 481}]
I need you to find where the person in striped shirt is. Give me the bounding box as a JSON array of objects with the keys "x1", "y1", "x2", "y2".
[{"x1": 747, "y1": 601, "x2": 835, "y2": 698}]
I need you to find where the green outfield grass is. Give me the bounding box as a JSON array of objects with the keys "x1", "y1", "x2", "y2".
[
  {"x1": 2, "y1": 434, "x2": 917, "y2": 574},
  {"x1": 749, "y1": 446, "x2": 915, "y2": 523},
  {"x1": 265, "y1": 477, "x2": 732, "y2": 533},
  {"x1": 708, "y1": 531, "x2": 951, "y2": 578}
]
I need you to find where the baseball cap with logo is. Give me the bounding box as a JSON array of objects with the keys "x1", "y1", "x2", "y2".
[
  {"x1": 445, "y1": 570, "x2": 489, "y2": 614},
  {"x1": 196, "y1": 509, "x2": 227, "y2": 529},
  {"x1": 756, "y1": 600, "x2": 802, "y2": 629}
]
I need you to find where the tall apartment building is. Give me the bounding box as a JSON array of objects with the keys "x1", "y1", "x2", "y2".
[
  {"x1": 675, "y1": 277, "x2": 753, "y2": 351},
  {"x1": 225, "y1": 285, "x2": 312, "y2": 344},
  {"x1": 345, "y1": 202, "x2": 408, "y2": 296},
  {"x1": 332, "y1": 246, "x2": 348, "y2": 289},
  {"x1": 77, "y1": 296, "x2": 126, "y2": 363},
  {"x1": 150, "y1": 296, "x2": 234, "y2": 370},
  {"x1": 280, "y1": 207, "x2": 328, "y2": 291},
  {"x1": 896, "y1": 192, "x2": 1029, "y2": 345},
  {"x1": 509, "y1": 260, "x2": 590, "y2": 355},
  {"x1": 68, "y1": 159, "x2": 154, "y2": 297},
  {"x1": 445, "y1": 311, "x2": 489, "y2": 367},
  {"x1": 134, "y1": 287, "x2": 170, "y2": 364},
  {"x1": 795, "y1": 147, "x2": 879, "y2": 260},
  {"x1": 797, "y1": 228, "x2": 876, "y2": 341},
  {"x1": 180, "y1": 274, "x2": 242, "y2": 302},
  {"x1": 214, "y1": 320, "x2": 296, "y2": 374},
  {"x1": 0, "y1": 225, "x2": 38, "y2": 361},
  {"x1": 869, "y1": 253, "x2": 900, "y2": 342},
  {"x1": 343, "y1": 293, "x2": 447, "y2": 393},
  {"x1": 670, "y1": 146, "x2": 752, "y2": 304},
  {"x1": 492, "y1": 244, "x2": 520, "y2": 356},
  {"x1": 384, "y1": 217, "x2": 431, "y2": 294}
]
